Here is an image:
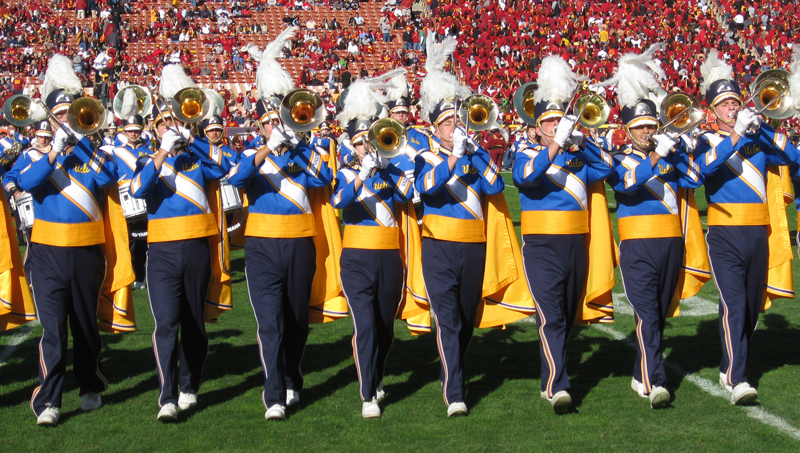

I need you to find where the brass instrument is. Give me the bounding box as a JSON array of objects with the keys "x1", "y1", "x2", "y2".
[
  {"x1": 3, "y1": 95, "x2": 43, "y2": 128},
  {"x1": 0, "y1": 142, "x2": 22, "y2": 170},
  {"x1": 3, "y1": 94, "x2": 106, "y2": 142},
  {"x1": 280, "y1": 89, "x2": 326, "y2": 132},
  {"x1": 655, "y1": 91, "x2": 705, "y2": 137},
  {"x1": 172, "y1": 87, "x2": 209, "y2": 123},
  {"x1": 457, "y1": 94, "x2": 498, "y2": 132},
  {"x1": 513, "y1": 82, "x2": 538, "y2": 125},
  {"x1": 572, "y1": 93, "x2": 609, "y2": 129},
  {"x1": 112, "y1": 85, "x2": 153, "y2": 119},
  {"x1": 367, "y1": 118, "x2": 407, "y2": 159},
  {"x1": 739, "y1": 69, "x2": 797, "y2": 119}
]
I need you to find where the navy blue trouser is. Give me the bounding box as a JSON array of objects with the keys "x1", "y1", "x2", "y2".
[
  {"x1": 421, "y1": 238, "x2": 485, "y2": 406},
  {"x1": 128, "y1": 219, "x2": 148, "y2": 283},
  {"x1": 146, "y1": 239, "x2": 211, "y2": 407},
  {"x1": 619, "y1": 237, "x2": 683, "y2": 393},
  {"x1": 522, "y1": 234, "x2": 587, "y2": 398},
  {"x1": 340, "y1": 248, "x2": 404, "y2": 402},
  {"x1": 29, "y1": 244, "x2": 108, "y2": 416},
  {"x1": 707, "y1": 225, "x2": 768, "y2": 386},
  {"x1": 245, "y1": 237, "x2": 315, "y2": 408}
]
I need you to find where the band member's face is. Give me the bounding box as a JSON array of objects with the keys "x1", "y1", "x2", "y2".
[
  {"x1": 435, "y1": 117, "x2": 455, "y2": 143},
  {"x1": 628, "y1": 124, "x2": 656, "y2": 148},
  {"x1": 156, "y1": 121, "x2": 168, "y2": 137},
  {"x1": 536, "y1": 117, "x2": 560, "y2": 144},
  {"x1": 714, "y1": 99, "x2": 741, "y2": 124},
  {"x1": 163, "y1": 116, "x2": 176, "y2": 129},
  {"x1": 125, "y1": 129, "x2": 142, "y2": 142},
  {"x1": 206, "y1": 129, "x2": 223, "y2": 143},
  {"x1": 353, "y1": 140, "x2": 366, "y2": 157},
  {"x1": 526, "y1": 125, "x2": 537, "y2": 141},
  {"x1": 54, "y1": 110, "x2": 67, "y2": 125},
  {"x1": 37, "y1": 135, "x2": 52, "y2": 147},
  {"x1": 391, "y1": 111, "x2": 409, "y2": 125}
]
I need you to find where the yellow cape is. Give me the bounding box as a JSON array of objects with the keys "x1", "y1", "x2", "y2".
[
  {"x1": 397, "y1": 202, "x2": 431, "y2": 334},
  {"x1": 97, "y1": 188, "x2": 137, "y2": 333},
  {"x1": 308, "y1": 186, "x2": 349, "y2": 323},
  {"x1": 205, "y1": 181, "x2": 233, "y2": 323},
  {"x1": 667, "y1": 188, "x2": 712, "y2": 317},
  {"x1": 762, "y1": 166, "x2": 795, "y2": 309},
  {"x1": 0, "y1": 195, "x2": 36, "y2": 331}
]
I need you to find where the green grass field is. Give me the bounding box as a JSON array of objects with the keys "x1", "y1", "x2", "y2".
[{"x1": 2, "y1": 173, "x2": 800, "y2": 452}]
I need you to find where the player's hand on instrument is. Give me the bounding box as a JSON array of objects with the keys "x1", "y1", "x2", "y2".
[
  {"x1": 734, "y1": 108, "x2": 758, "y2": 136},
  {"x1": 358, "y1": 152, "x2": 377, "y2": 181},
  {"x1": 266, "y1": 128, "x2": 290, "y2": 151},
  {"x1": 451, "y1": 126, "x2": 468, "y2": 158},
  {"x1": 554, "y1": 115, "x2": 577, "y2": 148},
  {"x1": 52, "y1": 126, "x2": 83, "y2": 155},
  {"x1": 159, "y1": 129, "x2": 183, "y2": 154},
  {"x1": 652, "y1": 133, "x2": 676, "y2": 157},
  {"x1": 283, "y1": 128, "x2": 300, "y2": 148},
  {"x1": 375, "y1": 152, "x2": 389, "y2": 169},
  {"x1": 566, "y1": 129, "x2": 585, "y2": 150},
  {"x1": 176, "y1": 126, "x2": 192, "y2": 141}
]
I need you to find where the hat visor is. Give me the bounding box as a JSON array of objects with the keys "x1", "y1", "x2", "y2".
[
  {"x1": 123, "y1": 125, "x2": 143, "y2": 131},
  {"x1": 51, "y1": 104, "x2": 70, "y2": 115},
  {"x1": 626, "y1": 117, "x2": 658, "y2": 128},
  {"x1": 205, "y1": 125, "x2": 224, "y2": 132},
  {"x1": 435, "y1": 109, "x2": 455, "y2": 125},
  {"x1": 391, "y1": 106, "x2": 409, "y2": 113},
  {"x1": 711, "y1": 93, "x2": 742, "y2": 107},
  {"x1": 537, "y1": 110, "x2": 564, "y2": 122},
  {"x1": 36, "y1": 131, "x2": 53, "y2": 137}
]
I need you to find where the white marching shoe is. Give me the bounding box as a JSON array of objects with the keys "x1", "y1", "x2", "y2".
[
  {"x1": 80, "y1": 392, "x2": 102, "y2": 412},
  {"x1": 376, "y1": 382, "x2": 386, "y2": 401},
  {"x1": 731, "y1": 382, "x2": 758, "y2": 405},
  {"x1": 178, "y1": 392, "x2": 198, "y2": 410},
  {"x1": 361, "y1": 398, "x2": 381, "y2": 418},
  {"x1": 446, "y1": 402, "x2": 468, "y2": 417},
  {"x1": 286, "y1": 389, "x2": 300, "y2": 406},
  {"x1": 37, "y1": 407, "x2": 61, "y2": 426},
  {"x1": 541, "y1": 390, "x2": 572, "y2": 415},
  {"x1": 649, "y1": 386, "x2": 670, "y2": 409},
  {"x1": 157, "y1": 403, "x2": 179, "y2": 422},
  {"x1": 265, "y1": 404, "x2": 286, "y2": 420}
]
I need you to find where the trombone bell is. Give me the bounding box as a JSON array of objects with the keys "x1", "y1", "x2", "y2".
[
  {"x1": 658, "y1": 91, "x2": 704, "y2": 136},
  {"x1": 367, "y1": 118, "x2": 407, "y2": 159},
  {"x1": 67, "y1": 97, "x2": 106, "y2": 136},
  {"x1": 574, "y1": 94, "x2": 609, "y2": 129},
  {"x1": 458, "y1": 94, "x2": 498, "y2": 132},
  {"x1": 513, "y1": 82, "x2": 538, "y2": 125},
  {"x1": 280, "y1": 89, "x2": 326, "y2": 132},
  {"x1": 749, "y1": 68, "x2": 796, "y2": 119},
  {"x1": 2, "y1": 95, "x2": 36, "y2": 128},
  {"x1": 172, "y1": 87, "x2": 209, "y2": 123}
]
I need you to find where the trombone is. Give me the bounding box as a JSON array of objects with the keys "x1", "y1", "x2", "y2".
[
  {"x1": 342, "y1": 117, "x2": 408, "y2": 170},
  {"x1": 3, "y1": 94, "x2": 106, "y2": 144},
  {"x1": 654, "y1": 91, "x2": 705, "y2": 137},
  {"x1": 280, "y1": 88, "x2": 326, "y2": 133},
  {"x1": 513, "y1": 81, "x2": 538, "y2": 125},
  {"x1": 456, "y1": 94, "x2": 498, "y2": 133},
  {"x1": 737, "y1": 68, "x2": 797, "y2": 119}
]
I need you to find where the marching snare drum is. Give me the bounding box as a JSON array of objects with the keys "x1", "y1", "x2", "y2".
[
  {"x1": 220, "y1": 177, "x2": 243, "y2": 212},
  {"x1": 13, "y1": 191, "x2": 34, "y2": 230},
  {"x1": 118, "y1": 182, "x2": 148, "y2": 220}
]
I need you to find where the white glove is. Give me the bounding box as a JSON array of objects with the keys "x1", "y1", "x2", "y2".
[
  {"x1": 176, "y1": 126, "x2": 192, "y2": 140},
  {"x1": 451, "y1": 127, "x2": 468, "y2": 158},
  {"x1": 734, "y1": 108, "x2": 758, "y2": 136},
  {"x1": 358, "y1": 152, "x2": 377, "y2": 181},
  {"x1": 652, "y1": 133, "x2": 676, "y2": 157},
  {"x1": 266, "y1": 128, "x2": 288, "y2": 151},
  {"x1": 52, "y1": 126, "x2": 83, "y2": 155},
  {"x1": 159, "y1": 130, "x2": 182, "y2": 153},
  {"x1": 283, "y1": 127, "x2": 300, "y2": 148},
  {"x1": 554, "y1": 115, "x2": 577, "y2": 148},
  {"x1": 375, "y1": 152, "x2": 388, "y2": 169},
  {"x1": 567, "y1": 130, "x2": 585, "y2": 149}
]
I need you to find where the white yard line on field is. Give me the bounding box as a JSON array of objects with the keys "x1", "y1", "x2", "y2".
[
  {"x1": 591, "y1": 323, "x2": 800, "y2": 441},
  {"x1": 0, "y1": 322, "x2": 37, "y2": 368},
  {"x1": 611, "y1": 292, "x2": 718, "y2": 317}
]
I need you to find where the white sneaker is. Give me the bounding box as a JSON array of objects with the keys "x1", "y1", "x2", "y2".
[
  {"x1": 719, "y1": 372, "x2": 733, "y2": 392},
  {"x1": 649, "y1": 386, "x2": 670, "y2": 409},
  {"x1": 376, "y1": 382, "x2": 386, "y2": 401},
  {"x1": 446, "y1": 402, "x2": 468, "y2": 417},
  {"x1": 178, "y1": 392, "x2": 198, "y2": 410},
  {"x1": 361, "y1": 398, "x2": 381, "y2": 418},
  {"x1": 157, "y1": 403, "x2": 179, "y2": 422},
  {"x1": 285, "y1": 389, "x2": 299, "y2": 406},
  {"x1": 265, "y1": 404, "x2": 286, "y2": 420},
  {"x1": 132, "y1": 281, "x2": 147, "y2": 290},
  {"x1": 731, "y1": 382, "x2": 758, "y2": 405},
  {"x1": 541, "y1": 390, "x2": 572, "y2": 415},
  {"x1": 630, "y1": 378, "x2": 648, "y2": 399},
  {"x1": 36, "y1": 407, "x2": 60, "y2": 426},
  {"x1": 80, "y1": 392, "x2": 102, "y2": 412}
]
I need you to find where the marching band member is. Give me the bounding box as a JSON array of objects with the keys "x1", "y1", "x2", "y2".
[
  {"x1": 512, "y1": 56, "x2": 614, "y2": 414},
  {"x1": 131, "y1": 64, "x2": 231, "y2": 422},
  {"x1": 694, "y1": 51, "x2": 798, "y2": 405},
  {"x1": 414, "y1": 36, "x2": 506, "y2": 417},
  {"x1": 309, "y1": 120, "x2": 337, "y2": 165},
  {"x1": 18, "y1": 55, "x2": 118, "y2": 426},
  {"x1": 229, "y1": 26, "x2": 335, "y2": 421},
  {"x1": 385, "y1": 69, "x2": 424, "y2": 214},
  {"x1": 599, "y1": 45, "x2": 705, "y2": 408},
  {"x1": 332, "y1": 76, "x2": 413, "y2": 418}
]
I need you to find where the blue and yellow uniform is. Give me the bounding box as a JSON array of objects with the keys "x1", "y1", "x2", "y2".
[
  {"x1": 227, "y1": 141, "x2": 333, "y2": 410},
  {"x1": 130, "y1": 137, "x2": 230, "y2": 410},
  {"x1": 309, "y1": 132, "x2": 336, "y2": 163},
  {"x1": 513, "y1": 137, "x2": 613, "y2": 399},
  {"x1": 16, "y1": 137, "x2": 117, "y2": 418},
  {"x1": 331, "y1": 159, "x2": 413, "y2": 404},
  {"x1": 693, "y1": 124, "x2": 797, "y2": 388},
  {"x1": 608, "y1": 144, "x2": 703, "y2": 396},
  {"x1": 414, "y1": 135, "x2": 505, "y2": 407}
]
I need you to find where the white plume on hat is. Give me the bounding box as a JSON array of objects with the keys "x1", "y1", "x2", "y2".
[
  {"x1": 533, "y1": 56, "x2": 585, "y2": 105},
  {"x1": 789, "y1": 46, "x2": 800, "y2": 110},
  {"x1": 385, "y1": 68, "x2": 409, "y2": 102},
  {"x1": 118, "y1": 88, "x2": 137, "y2": 120},
  {"x1": 592, "y1": 43, "x2": 665, "y2": 108},
  {"x1": 253, "y1": 26, "x2": 297, "y2": 100},
  {"x1": 159, "y1": 64, "x2": 196, "y2": 99},
  {"x1": 419, "y1": 34, "x2": 471, "y2": 123},
  {"x1": 699, "y1": 50, "x2": 733, "y2": 95},
  {"x1": 41, "y1": 54, "x2": 84, "y2": 101},
  {"x1": 336, "y1": 68, "x2": 406, "y2": 126}
]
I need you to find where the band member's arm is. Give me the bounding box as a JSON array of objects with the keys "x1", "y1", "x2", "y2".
[
  {"x1": 3, "y1": 155, "x2": 23, "y2": 196},
  {"x1": 694, "y1": 132, "x2": 739, "y2": 176},
  {"x1": 130, "y1": 156, "x2": 160, "y2": 199},
  {"x1": 582, "y1": 138, "x2": 614, "y2": 185},
  {"x1": 226, "y1": 149, "x2": 261, "y2": 188},
  {"x1": 468, "y1": 145, "x2": 504, "y2": 194},
  {"x1": 17, "y1": 151, "x2": 56, "y2": 194},
  {"x1": 288, "y1": 143, "x2": 333, "y2": 188},
  {"x1": 385, "y1": 163, "x2": 414, "y2": 203},
  {"x1": 331, "y1": 169, "x2": 359, "y2": 208},
  {"x1": 512, "y1": 144, "x2": 552, "y2": 188},
  {"x1": 669, "y1": 148, "x2": 704, "y2": 189},
  {"x1": 69, "y1": 137, "x2": 117, "y2": 188},
  {"x1": 607, "y1": 155, "x2": 655, "y2": 194},
  {"x1": 189, "y1": 138, "x2": 233, "y2": 174},
  {"x1": 756, "y1": 123, "x2": 799, "y2": 166},
  {"x1": 413, "y1": 150, "x2": 456, "y2": 195}
]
